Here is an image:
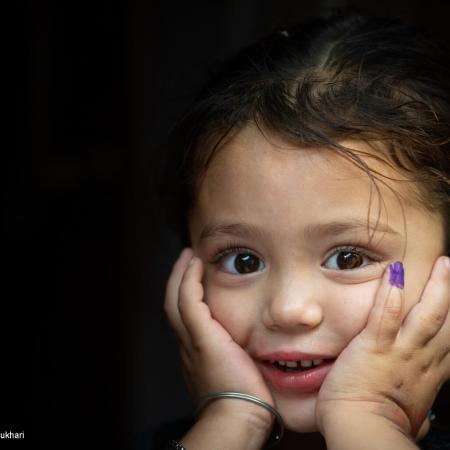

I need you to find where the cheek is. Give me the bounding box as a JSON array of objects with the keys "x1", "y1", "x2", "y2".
[
  {"x1": 327, "y1": 282, "x2": 378, "y2": 339},
  {"x1": 203, "y1": 282, "x2": 259, "y2": 346}
]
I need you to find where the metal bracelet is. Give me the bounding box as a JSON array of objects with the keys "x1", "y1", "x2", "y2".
[
  {"x1": 167, "y1": 440, "x2": 186, "y2": 450},
  {"x1": 196, "y1": 391, "x2": 284, "y2": 448}
]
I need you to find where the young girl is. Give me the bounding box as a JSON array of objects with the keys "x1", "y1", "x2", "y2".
[{"x1": 160, "y1": 11, "x2": 450, "y2": 450}]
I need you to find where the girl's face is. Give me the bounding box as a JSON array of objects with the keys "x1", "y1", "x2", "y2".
[{"x1": 188, "y1": 124, "x2": 445, "y2": 432}]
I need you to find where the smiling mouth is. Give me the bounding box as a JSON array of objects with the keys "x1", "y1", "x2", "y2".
[{"x1": 266, "y1": 358, "x2": 335, "y2": 372}]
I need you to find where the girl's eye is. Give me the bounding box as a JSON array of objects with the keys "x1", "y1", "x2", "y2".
[
  {"x1": 220, "y1": 252, "x2": 265, "y2": 274},
  {"x1": 324, "y1": 249, "x2": 371, "y2": 270}
]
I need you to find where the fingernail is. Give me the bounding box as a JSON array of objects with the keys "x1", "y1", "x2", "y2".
[
  {"x1": 180, "y1": 248, "x2": 191, "y2": 259},
  {"x1": 188, "y1": 256, "x2": 196, "y2": 266},
  {"x1": 389, "y1": 261, "x2": 404, "y2": 289},
  {"x1": 444, "y1": 256, "x2": 450, "y2": 271},
  {"x1": 428, "y1": 409, "x2": 436, "y2": 422}
]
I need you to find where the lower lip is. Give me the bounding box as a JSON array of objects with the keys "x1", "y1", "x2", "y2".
[{"x1": 258, "y1": 361, "x2": 334, "y2": 394}]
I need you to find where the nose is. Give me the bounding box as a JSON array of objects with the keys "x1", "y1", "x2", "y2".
[{"x1": 263, "y1": 271, "x2": 323, "y2": 331}]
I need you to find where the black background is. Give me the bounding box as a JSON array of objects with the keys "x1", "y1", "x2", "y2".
[{"x1": 8, "y1": 1, "x2": 450, "y2": 449}]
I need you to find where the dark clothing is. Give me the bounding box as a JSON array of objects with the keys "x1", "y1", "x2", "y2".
[
  {"x1": 136, "y1": 418, "x2": 450, "y2": 450},
  {"x1": 420, "y1": 423, "x2": 450, "y2": 450}
]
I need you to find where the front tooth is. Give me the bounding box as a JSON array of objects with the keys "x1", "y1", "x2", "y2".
[
  {"x1": 313, "y1": 359, "x2": 323, "y2": 366},
  {"x1": 278, "y1": 360, "x2": 286, "y2": 366},
  {"x1": 286, "y1": 361, "x2": 298, "y2": 368},
  {"x1": 300, "y1": 360, "x2": 313, "y2": 368}
]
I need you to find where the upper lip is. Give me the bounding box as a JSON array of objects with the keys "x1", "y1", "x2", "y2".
[{"x1": 252, "y1": 351, "x2": 337, "y2": 362}]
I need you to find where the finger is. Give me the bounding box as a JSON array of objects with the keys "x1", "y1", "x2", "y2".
[
  {"x1": 433, "y1": 296, "x2": 450, "y2": 367},
  {"x1": 178, "y1": 256, "x2": 213, "y2": 344},
  {"x1": 164, "y1": 248, "x2": 194, "y2": 341},
  {"x1": 401, "y1": 256, "x2": 450, "y2": 346},
  {"x1": 364, "y1": 261, "x2": 404, "y2": 350},
  {"x1": 415, "y1": 416, "x2": 431, "y2": 442},
  {"x1": 440, "y1": 349, "x2": 450, "y2": 378}
]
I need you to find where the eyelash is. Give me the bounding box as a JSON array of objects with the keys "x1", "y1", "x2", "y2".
[
  {"x1": 210, "y1": 242, "x2": 383, "y2": 269},
  {"x1": 210, "y1": 241, "x2": 255, "y2": 263},
  {"x1": 322, "y1": 245, "x2": 383, "y2": 266}
]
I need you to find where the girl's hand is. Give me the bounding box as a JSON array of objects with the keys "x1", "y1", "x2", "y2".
[
  {"x1": 316, "y1": 256, "x2": 450, "y2": 439},
  {"x1": 164, "y1": 248, "x2": 274, "y2": 429}
]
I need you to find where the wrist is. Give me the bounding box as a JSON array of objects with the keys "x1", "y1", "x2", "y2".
[
  {"x1": 319, "y1": 400, "x2": 412, "y2": 436},
  {"x1": 321, "y1": 406, "x2": 418, "y2": 450},
  {"x1": 199, "y1": 398, "x2": 274, "y2": 437},
  {"x1": 181, "y1": 402, "x2": 273, "y2": 450}
]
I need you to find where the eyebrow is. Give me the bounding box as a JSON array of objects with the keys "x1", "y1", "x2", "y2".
[{"x1": 199, "y1": 219, "x2": 399, "y2": 241}]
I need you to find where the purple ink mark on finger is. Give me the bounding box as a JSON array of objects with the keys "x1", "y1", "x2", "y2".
[{"x1": 389, "y1": 261, "x2": 404, "y2": 289}]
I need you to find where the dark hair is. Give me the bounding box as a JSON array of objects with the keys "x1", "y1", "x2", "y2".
[{"x1": 161, "y1": 12, "x2": 450, "y2": 250}]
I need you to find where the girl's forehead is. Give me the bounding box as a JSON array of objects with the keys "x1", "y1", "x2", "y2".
[
  {"x1": 203, "y1": 125, "x2": 410, "y2": 197},
  {"x1": 192, "y1": 124, "x2": 443, "y2": 233}
]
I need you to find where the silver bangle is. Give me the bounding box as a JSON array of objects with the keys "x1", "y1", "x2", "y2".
[
  {"x1": 167, "y1": 440, "x2": 186, "y2": 450},
  {"x1": 196, "y1": 392, "x2": 284, "y2": 448}
]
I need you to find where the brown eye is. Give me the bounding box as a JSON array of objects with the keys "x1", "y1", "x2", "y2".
[
  {"x1": 235, "y1": 254, "x2": 260, "y2": 273},
  {"x1": 336, "y1": 251, "x2": 364, "y2": 269},
  {"x1": 221, "y1": 252, "x2": 265, "y2": 274},
  {"x1": 323, "y1": 248, "x2": 371, "y2": 271}
]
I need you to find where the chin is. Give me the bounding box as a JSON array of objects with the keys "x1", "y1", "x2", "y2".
[
  {"x1": 273, "y1": 390, "x2": 319, "y2": 433},
  {"x1": 284, "y1": 415, "x2": 318, "y2": 433}
]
